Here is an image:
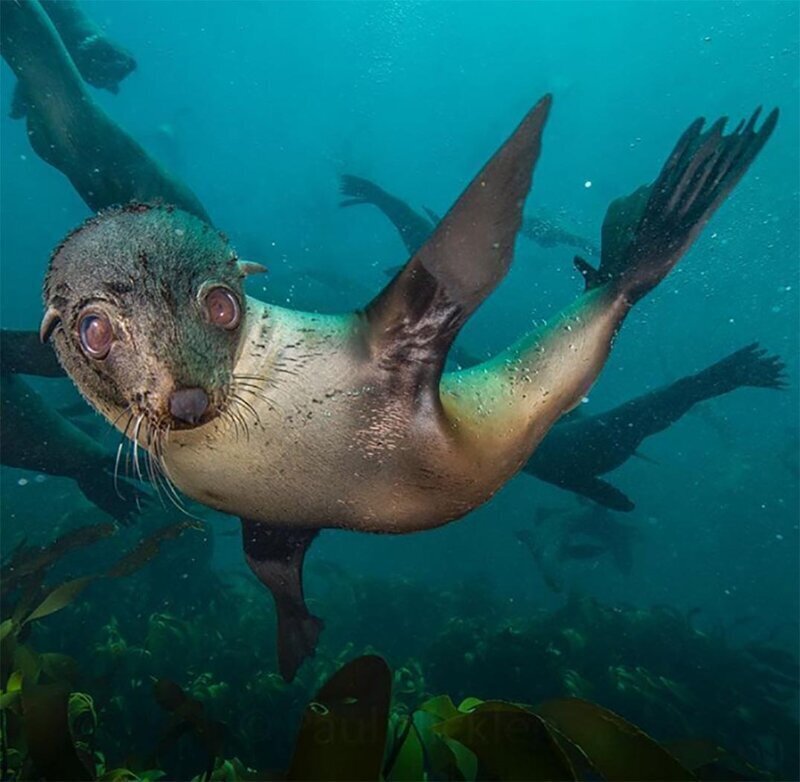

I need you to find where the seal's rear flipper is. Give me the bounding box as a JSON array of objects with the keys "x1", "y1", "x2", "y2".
[
  {"x1": 241, "y1": 521, "x2": 322, "y2": 682},
  {"x1": 576, "y1": 107, "x2": 778, "y2": 304},
  {"x1": 573, "y1": 478, "x2": 635, "y2": 512},
  {"x1": 363, "y1": 95, "x2": 552, "y2": 395},
  {"x1": 699, "y1": 342, "x2": 787, "y2": 392}
]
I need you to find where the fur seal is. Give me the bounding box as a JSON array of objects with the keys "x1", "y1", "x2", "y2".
[
  {"x1": 10, "y1": 0, "x2": 136, "y2": 119},
  {"x1": 0, "y1": 0, "x2": 207, "y2": 221},
  {"x1": 525, "y1": 342, "x2": 787, "y2": 510},
  {"x1": 516, "y1": 504, "x2": 637, "y2": 593},
  {"x1": 42, "y1": 97, "x2": 777, "y2": 680}
]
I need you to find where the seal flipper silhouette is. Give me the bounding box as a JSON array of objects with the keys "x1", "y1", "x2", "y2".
[
  {"x1": 574, "y1": 109, "x2": 778, "y2": 302},
  {"x1": 240, "y1": 521, "x2": 322, "y2": 681},
  {"x1": 364, "y1": 94, "x2": 552, "y2": 395},
  {"x1": 569, "y1": 477, "x2": 634, "y2": 512}
]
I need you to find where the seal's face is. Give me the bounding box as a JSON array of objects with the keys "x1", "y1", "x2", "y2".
[{"x1": 42, "y1": 204, "x2": 260, "y2": 434}]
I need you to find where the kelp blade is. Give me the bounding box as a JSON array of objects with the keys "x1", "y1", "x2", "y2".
[
  {"x1": 435, "y1": 701, "x2": 576, "y2": 781},
  {"x1": 287, "y1": 655, "x2": 392, "y2": 781},
  {"x1": 536, "y1": 698, "x2": 695, "y2": 781},
  {"x1": 21, "y1": 681, "x2": 94, "y2": 780}
]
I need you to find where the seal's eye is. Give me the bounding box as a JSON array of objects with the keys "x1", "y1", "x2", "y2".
[
  {"x1": 78, "y1": 312, "x2": 114, "y2": 359},
  {"x1": 205, "y1": 287, "x2": 240, "y2": 330}
]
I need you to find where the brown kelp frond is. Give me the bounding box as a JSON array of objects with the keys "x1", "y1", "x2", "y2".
[{"x1": 1, "y1": 522, "x2": 117, "y2": 597}]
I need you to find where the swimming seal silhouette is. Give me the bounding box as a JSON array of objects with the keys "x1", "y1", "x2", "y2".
[{"x1": 41, "y1": 96, "x2": 777, "y2": 680}]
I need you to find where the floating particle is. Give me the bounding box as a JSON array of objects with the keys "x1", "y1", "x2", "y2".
[
  {"x1": 17, "y1": 478, "x2": 28, "y2": 486},
  {"x1": 584, "y1": 180, "x2": 592, "y2": 189}
]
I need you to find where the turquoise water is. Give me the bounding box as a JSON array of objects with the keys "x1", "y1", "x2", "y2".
[{"x1": 1, "y1": 2, "x2": 798, "y2": 778}]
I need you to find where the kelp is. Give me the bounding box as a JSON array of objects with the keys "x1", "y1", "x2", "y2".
[
  {"x1": 1, "y1": 515, "x2": 796, "y2": 781},
  {"x1": 1, "y1": 523, "x2": 116, "y2": 596},
  {"x1": 2, "y1": 521, "x2": 200, "y2": 653},
  {"x1": 436, "y1": 702, "x2": 576, "y2": 781},
  {"x1": 21, "y1": 681, "x2": 93, "y2": 780},
  {"x1": 534, "y1": 698, "x2": 694, "y2": 781},
  {"x1": 106, "y1": 521, "x2": 200, "y2": 579},
  {"x1": 383, "y1": 693, "x2": 702, "y2": 782},
  {"x1": 665, "y1": 739, "x2": 774, "y2": 781},
  {"x1": 0, "y1": 520, "x2": 208, "y2": 781},
  {"x1": 0, "y1": 639, "x2": 786, "y2": 782},
  {"x1": 286, "y1": 655, "x2": 391, "y2": 781}
]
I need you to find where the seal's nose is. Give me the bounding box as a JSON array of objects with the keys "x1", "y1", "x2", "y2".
[{"x1": 169, "y1": 387, "x2": 209, "y2": 424}]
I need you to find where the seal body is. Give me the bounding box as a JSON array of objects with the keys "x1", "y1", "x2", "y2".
[
  {"x1": 161, "y1": 292, "x2": 623, "y2": 533},
  {"x1": 42, "y1": 96, "x2": 777, "y2": 680}
]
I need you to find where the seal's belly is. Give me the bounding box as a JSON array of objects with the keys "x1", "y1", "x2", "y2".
[{"x1": 161, "y1": 364, "x2": 482, "y2": 533}]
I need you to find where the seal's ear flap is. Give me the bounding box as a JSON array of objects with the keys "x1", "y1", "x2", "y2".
[
  {"x1": 39, "y1": 307, "x2": 61, "y2": 343},
  {"x1": 237, "y1": 260, "x2": 268, "y2": 278}
]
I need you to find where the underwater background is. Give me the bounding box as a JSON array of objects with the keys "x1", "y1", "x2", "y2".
[{"x1": 1, "y1": 1, "x2": 798, "y2": 779}]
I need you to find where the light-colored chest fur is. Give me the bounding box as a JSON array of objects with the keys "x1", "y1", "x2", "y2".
[{"x1": 160, "y1": 300, "x2": 472, "y2": 532}]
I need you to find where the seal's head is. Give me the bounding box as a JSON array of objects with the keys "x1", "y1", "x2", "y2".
[{"x1": 42, "y1": 204, "x2": 265, "y2": 432}]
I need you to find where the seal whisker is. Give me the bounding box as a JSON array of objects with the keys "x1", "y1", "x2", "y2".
[
  {"x1": 107, "y1": 402, "x2": 134, "y2": 436},
  {"x1": 132, "y1": 413, "x2": 146, "y2": 488},
  {"x1": 113, "y1": 410, "x2": 135, "y2": 499},
  {"x1": 232, "y1": 392, "x2": 260, "y2": 425},
  {"x1": 144, "y1": 421, "x2": 167, "y2": 508},
  {"x1": 228, "y1": 392, "x2": 258, "y2": 439},
  {"x1": 148, "y1": 421, "x2": 183, "y2": 511},
  {"x1": 152, "y1": 434, "x2": 200, "y2": 520},
  {"x1": 230, "y1": 406, "x2": 250, "y2": 442},
  {"x1": 232, "y1": 379, "x2": 283, "y2": 413},
  {"x1": 222, "y1": 406, "x2": 242, "y2": 440}
]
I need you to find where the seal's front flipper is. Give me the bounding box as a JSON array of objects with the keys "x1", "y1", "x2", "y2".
[
  {"x1": 576, "y1": 107, "x2": 778, "y2": 304},
  {"x1": 240, "y1": 520, "x2": 322, "y2": 682},
  {"x1": 363, "y1": 95, "x2": 552, "y2": 394},
  {"x1": 699, "y1": 342, "x2": 787, "y2": 392},
  {"x1": 574, "y1": 478, "x2": 635, "y2": 512}
]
